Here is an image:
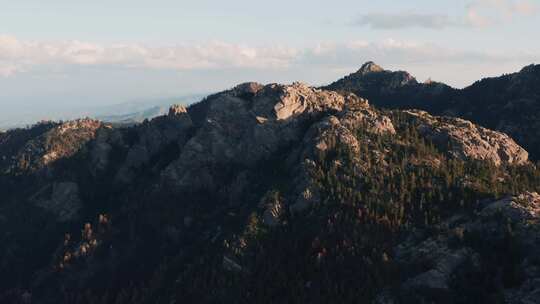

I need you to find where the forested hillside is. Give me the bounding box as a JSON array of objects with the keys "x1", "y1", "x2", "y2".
[{"x1": 1, "y1": 82, "x2": 539, "y2": 303}]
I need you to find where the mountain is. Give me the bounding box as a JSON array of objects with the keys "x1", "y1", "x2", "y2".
[
  {"x1": 1, "y1": 81, "x2": 540, "y2": 303},
  {"x1": 326, "y1": 62, "x2": 540, "y2": 160}
]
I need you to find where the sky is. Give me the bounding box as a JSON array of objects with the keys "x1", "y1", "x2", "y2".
[{"x1": 1, "y1": 0, "x2": 539, "y2": 125}]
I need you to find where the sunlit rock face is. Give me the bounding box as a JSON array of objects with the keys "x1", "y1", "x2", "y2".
[{"x1": 403, "y1": 110, "x2": 529, "y2": 166}]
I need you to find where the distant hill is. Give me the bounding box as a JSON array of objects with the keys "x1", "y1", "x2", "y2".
[
  {"x1": 96, "y1": 106, "x2": 169, "y2": 126},
  {"x1": 0, "y1": 94, "x2": 206, "y2": 131},
  {"x1": 326, "y1": 62, "x2": 540, "y2": 159}
]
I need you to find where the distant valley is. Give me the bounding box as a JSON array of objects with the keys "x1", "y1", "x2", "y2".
[{"x1": 0, "y1": 94, "x2": 206, "y2": 131}]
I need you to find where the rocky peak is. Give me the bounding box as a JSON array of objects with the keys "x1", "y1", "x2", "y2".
[
  {"x1": 231, "y1": 82, "x2": 264, "y2": 96},
  {"x1": 358, "y1": 61, "x2": 385, "y2": 75},
  {"x1": 161, "y1": 83, "x2": 351, "y2": 191}
]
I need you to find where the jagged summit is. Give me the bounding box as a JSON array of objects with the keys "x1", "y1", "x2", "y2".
[{"x1": 357, "y1": 61, "x2": 385, "y2": 74}]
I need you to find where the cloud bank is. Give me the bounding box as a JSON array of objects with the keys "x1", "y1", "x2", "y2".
[
  {"x1": 0, "y1": 35, "x2": 299, "y2": 77},
  {"x1": 1, "y1": 35, "x2": 537, "y2": 78}
]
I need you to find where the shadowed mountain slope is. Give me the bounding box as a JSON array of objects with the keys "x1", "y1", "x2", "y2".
[{"x1": 0, "y1": 81, "x2": 539, "y2": 303}]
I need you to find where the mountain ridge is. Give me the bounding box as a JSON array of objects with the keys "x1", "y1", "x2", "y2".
[
  {"x1": 325, "y1": 62, "x2": 540, "y2": 160},
  {"x1": 1, "y1": 72, "x2": 540, "y2": 303}
]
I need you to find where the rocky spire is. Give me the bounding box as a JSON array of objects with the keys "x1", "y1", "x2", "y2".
[{"x1": 357, "y1": 61, "x2": 384, "y2": 75}]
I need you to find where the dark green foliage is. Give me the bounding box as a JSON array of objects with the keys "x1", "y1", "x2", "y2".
[{"x1": 1, "y1": 106, "x2": 540, "y2": 303}]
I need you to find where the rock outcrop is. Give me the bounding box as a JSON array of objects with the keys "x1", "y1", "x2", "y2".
[
  {"x1": 397, "y1": 238, "x2": 474, "y2": 292},
  {"x1": 288, "y1": 95, "x2": 396, "y2": 213},
  {"x1": 5, "y1": 119, "x2": 102, "y2": 173},
  {"x1": 404, "y1": 110, "x2": 529, "y2": 165},
  {"x1": 357, "y1": 61, "x2": 385, "y2": 75},
  {"x1": 379, "y1": 192, "x2": 540, "y2": 303},
  {"x1": 161, "y1": 82, "x2": 346, "y2": 192},
  {"x1": 326, "y1": 62, "x2": 540, "y2": 161}
]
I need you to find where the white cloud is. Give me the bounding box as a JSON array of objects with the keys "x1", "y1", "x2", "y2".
[
  {"x1": 0, "y1": 34, "x2": 537, "y2": 80},
  {"x1": 0, "y1": 35, "x2": 300, "y2": 77}
]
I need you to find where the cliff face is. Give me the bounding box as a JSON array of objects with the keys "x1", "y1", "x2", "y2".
[{"x1": 0, "y1": 81, "x2": 539, "y2": 303}]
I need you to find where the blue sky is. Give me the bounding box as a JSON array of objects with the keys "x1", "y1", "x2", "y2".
[{"x1": 1, "y1": 0, "x2": 539, "y2": 125}]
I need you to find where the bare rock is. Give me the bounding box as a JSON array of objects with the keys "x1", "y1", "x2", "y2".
[
  {"x1": 272, "y1": 82, "x2": 343, "y2": 120},
  {"x1": 162, "y1": 83, "x2": 348, "y2": 192},
  {"x1": 404, "y1": 110, "x2": 529, "y2": 166},
  {"x1": 303, "y1": 103, "x2": 395, "y2": 160},
  {"x1": 358, "y1": 61, "x2": 385, "y2": 75},
  {"x1": 289, "y1": 97, "x2": 395, "y2": 213},
  {"x1": 479, "y1": 192, "x2": 540, "y2": 222},
  {"x1": 10, "y1": 119, "x2": 102, "y2": 173}
]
